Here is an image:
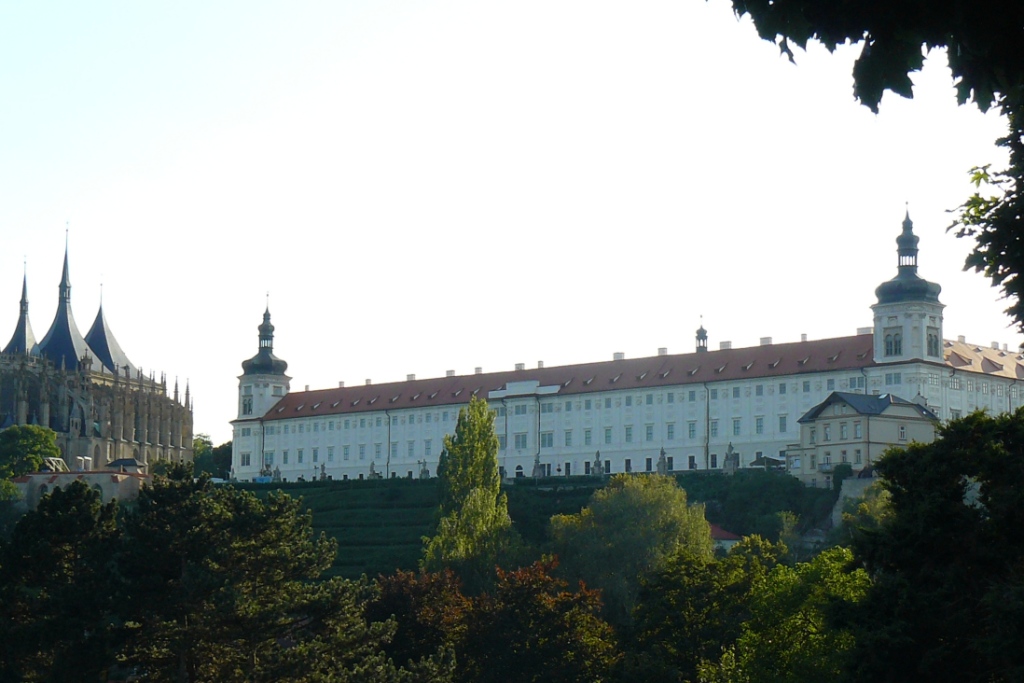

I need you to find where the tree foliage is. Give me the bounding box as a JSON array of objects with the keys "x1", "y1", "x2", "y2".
[
  {"x1": 423, "y1": 397, "x2": 520, "y2": 589},
  {"x1": 842, "y1": 409, "x2": 1024, "y2": 682},
  {"x1": 631, "y1": 536, "x2": 786, "y2": 682},
  {"x1": 698, "y1": 547, "x2": 870, "y2": 683},
  {"x1": 0, "y1": 424, "x2": 59, "y2": 479},
  {"x1": 549, "y1": 474, "x2": 713, "y2": 628},
  {"x1": 729, "y1": 0, "x2": 1024, "y2": 328}
]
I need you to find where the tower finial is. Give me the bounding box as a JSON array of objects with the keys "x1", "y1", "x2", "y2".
[{"x1": 59, "y1": 227, "x2": 71, "y2": 303}]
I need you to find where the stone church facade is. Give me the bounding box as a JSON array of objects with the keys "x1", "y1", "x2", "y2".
[{"x1": 0, "y1": 247, "x2": 192, "y2": 470}]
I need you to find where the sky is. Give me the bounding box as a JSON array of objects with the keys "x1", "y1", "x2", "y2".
[{"x1": 0, "y1": 1, "x2": 1015, "y2": 445}]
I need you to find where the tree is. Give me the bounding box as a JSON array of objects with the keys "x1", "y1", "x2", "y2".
[
  {"x1": 698, "y1": 547, "x2": 870, "y2": 683},
  {"x1": 841, "y1": 410, "x2": 1024, "y2": 682},
  {"x1": 0, "y1": 481, "x2": 121, "y2": 682},
  {"x1": 192, "y1": 435, "x2": 231, "y2": 479},
  {"x1": 0, "y1": 424, "x2": 59, "y2": 479},
  {"x1": 549, "y1": 474, "x2": 713, "y2": 628},
  {"x1": 728, "y1": 0, "x2": 1024, "y2": 327},
  {"x1": 422, "y1": 397, "x2": 520, "y2": 589},
  {"x1": 631, "y1": 535, "x2": 786, "y2": 682}
]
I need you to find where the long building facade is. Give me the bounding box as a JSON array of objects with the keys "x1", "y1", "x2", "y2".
[
  {"x1": 0, "y1": 246, "x2": 193, "y2": 470},
  {"x1": 231, "y1": 213, "x2": 1022, "y2": 483}
]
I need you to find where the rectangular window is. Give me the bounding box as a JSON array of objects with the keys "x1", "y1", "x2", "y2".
[
  {"x1": 646, "y1": 424, "x2": 654, "y2": 442},
  {"x1": 854, "y1": 422, "x2": 862, "y2": 438},
  {"x1": 604, "y1": 427, "x2": 613, "y2": 444},
  {"x1": 779, "y1": 383, "x2": 787, "y2": 395},
  {"x1": 755, "y1": 416, "x2": 764, "y2": 435},
  {"x1": 810, "y1": 428, "x2": 816, "y2": 444},
  {"x1": 564, "y1": 430, "x2": 572, "y2": 447},
  {"x1": 755, "y1": 384, "x2": 763, "y2": 397},
  {"x1": 344, "y1": 419, "x2": 350, "y2": 429},
  {"x1": 565, "y1": 401, "x2": 572, "y2": 412},
  {"x1": 282, "y1": 450, "x2": 289, "y2": 464},
  {"x1": 733, "y1": 418, "x2": 741, "y2": 436},
  {"x1": 667, "y1": 423, "x2": 675, "y2": 441},
  {"x1": 950, "y1": 376, "x2": 962, "y2": 390},
  {"x1": 732, "y1": 386, "x2": 740, "y2": 399},
  {"x1": 689, "y1": 390, "x2": 697, "y2": 402},
  {"x1": 950, "y1": 409, "x2": 962, "y2": 420},
  {"x1": 827, "y1": 379, "x2": 835, "y2": 390},
  {"x1": 711, "y1": 420, "x2": 719, "y2": 438},
  {"x1": 313, "y1": 422, "x2": 319, "y2": 433},
  {"x1": 824, "y1": 425, "x2": 832, "y2": 441},
  {"x1": 667, "y1": 392, "x2": 675, "y2": 404},
  {"x1": 667, "y1": 456, "x2": 674, "y2": 471},
  {"x1": 625, "y1": 458, "x2": 632, "y2": 472},
  {"x1": 803, "y1": 380, "x2": 811, "y2": 393},
  {"x1": 899, "y1": 425, "x2": 907, "y2": 441},
  {"x1": 646, "y1": 393, "x2": 653, "y2": 405},
  {"x1": 298, "y1": 449, "x2": 304, "y2": 464},
  {"x1": 541, "y1": 402, "x2": 554, "y2": 414},
  {"x1": 408, "y1": 441, "x2": 415, "y2": 458},
  {"x1": 604, "y1": 397, "x2": 612, "y2": 409},
  {"x1": 242, "y1": 397, "x2": 253, "y2": 415},
  {"x1": 540, "y1": 432, "x2": 553, "y2": 448},
  {"x1": 625, "y1": 396, "x2": 633, "y2": 407},
  {"x1": 710, "y1": 453, "x2": 718, "y2": 468},
  {"x1": 688, "y1": 455, "x2": 696, "y2": 470},
  {"x1": 646, "y1": 457, "x2": 653, "y2": 472},
  {"x1": 312, "y1": 448, "x2": 319, "y2": 463},
  {"x1": 625, "y1": 426, "x2": 633, "y2": 443},
  {"x1": 585, "y1": 399, "x2": 593, "y2": 410},
  {"x1": 443, "y1": 411, "x2": 450, "y2": 421},
  {"x1": 855, "y1": 449, "x2": 863, "y2": 464},
  {"x1": 584, "y1": 429, "x2": 592, "y2": 446},
  {"x1": 498, "y1": 435, "x2": 507, "y2": 450},
  {"x1": 424, "y1": 440, "x2": 432, "y2": 457},
  {"x1": 515, "y1": 404, "x2": 528, "y2": 416},
  {"x1": 779, "y1": 415, "x2": 787, "y2": 432},
  {"x1": 358, "y1": 444, "x2": 366, "y2": 460},
  {"x1": 585, "y1": 461, "x2": 591, "y2": 475},
  {"x1": 298, "y1": 424, "x2": 305, "y2": 434},
  {"x1": 710, "y1": 388, "x2": 718, "y2": 400},
  {"x1": 329, "y1": 421, "x2": 335, "y2": 431},
  {"x1": 343, "y1": 446, "x2": 350, "y2": 461},
  {"x1": 840, "y1": 423, "x2": 848, "y2": 440},
  {"x1": 375, "y1": 443, "x2": 382, "y2": 459},
  {"x1": 514, "y1": 433, "x2": 528, "y2": 450},
  {"x1": 241, "y1": 452, "x2": 251, "y2": 467},
  {"x1": 359, "y1": 418, "x2": 366, "y2": 428},
  {"x1": 264, "y1": 451, "x2": 274, "y2": 467},
  {"x1": 283, "y1": 425, "x2": 289, "y2": 435},
  {"x1": 391, "y1": 442, "x2": 398, "y2": 459},
  {"x1": 688, "y1": 421, "x2": 696, "y2": 439},
  {"x1": 426, "y1": 413, "x2": 432, "y2": 423}
]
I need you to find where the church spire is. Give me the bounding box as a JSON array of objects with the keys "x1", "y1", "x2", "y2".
[
  {"x1": 3, "y1": 267, "x2": 37, "y2": 355},
  {"x1": 59, "y1": 229, "x2": 71, "y2": 304},
  {"x1": 36, "y1": 234, "x2": 95, "y2": 371}
]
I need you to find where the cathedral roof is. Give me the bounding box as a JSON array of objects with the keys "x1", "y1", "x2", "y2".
[
  {"x1": 35, "y1": 246, "x2": 98, "y2": 372},
  {"x1": 2, "y1": 273, "x2": 37, "y2": 355},
  {"x1": 84, "y1": 303, "x2": 136, "y2": 375}
]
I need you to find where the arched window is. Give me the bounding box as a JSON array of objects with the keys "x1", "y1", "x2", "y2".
[
  {"x1": 885, "y1": 335, "x2": 895, "y2": 356},
  {"x1": 893, "y1": 334, "x2": 903, "y2": 355},
  {"x1": 515, "y1": 465, "x2": 524, "y2": 478}
]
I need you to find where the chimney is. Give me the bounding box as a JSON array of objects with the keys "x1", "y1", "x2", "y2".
[
  {"x1": 537, "y1": 361, "x2": 544, "y2": 369},
  {"x1": 515, "y1": 363, "x2": 525, "y2": 371},
  {"x1": 658, "y1": 347, "x2": 668, "y2": 356},
  {"x1": 857, "y1": 327, "x2": 873, "y2": 335},
  {"x1": 720, "y1": 341, "x2": 732, "y2": 350},
  {"x1": 1004, "y1": 343, "x2": 1009, "y2": 352},
  {"x1": 475, "y1": 367, "x2": 482, "y2": 375},
  {"x1": 613, "y1": 352, "x2": 625, "y2": 361},
  {"x1": 406, "y1": 374, "x2": 416, "y2": 381},
  {"x1": 801, "y1": 333, "x2": 808, "y2": 342},
  {"x1": 446, "y1": 369, "x2": 455, "y2": 377},
  {"x1": 365, "y1": 379, "x2": 372, "y2": 385},
  {"x1": 759, "y1": 337, "x2": 772, "y2": 346},
  {"x1": 992, "y1": 341, "x2": 1000, "y2": 349},
  {"x1": 958, "y1": 335, "x2": 966, "y2": 343},
  {"x1": 304, "y1": 384, "x2": 310, "y2": 391},
  {"x1": 338, "y1": 381, "x2": 345, "y2": 388}
]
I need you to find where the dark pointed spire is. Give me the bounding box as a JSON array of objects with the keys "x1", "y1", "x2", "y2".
[
  {"x1": 84, "y1": 298, "x2": 136, "y2": 375},
  {"x1": 3, "y1": 268, "x2": 38, "y2": 355},
  {"x1": 36, "y1": 236, "x2": 96, "y2": 371}
]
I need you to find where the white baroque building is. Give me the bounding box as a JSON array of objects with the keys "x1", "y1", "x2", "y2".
[{"x1": 231, "y1": 213, "x2": 1024, "y2": 483}]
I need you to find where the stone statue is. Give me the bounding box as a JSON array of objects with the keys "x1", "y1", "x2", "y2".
[
  {"x1": 656, "y1": 447, "x2": 668, "y2": 475},
  {"x1": 593, "y1": 451, "x2": 603, "y2": 476}
]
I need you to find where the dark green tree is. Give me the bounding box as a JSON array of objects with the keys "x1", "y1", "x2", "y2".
[
  {"x1": 0, "y1": 424, "x2": 59, "y2": 479},
  {"x1": 630, "y1": 536, "x2": 785, "y2": 682},
  {"x1": 549, "y1": 474, "x2": 713, "y2": 629},
  {"x1": 192, "y1": 435, "x2": 231, "y2": 479},
  {"x1": 842, "y1": 410, "x2": 1024, "y2": 682},
  {"x1": 435, "y1": 396, "x2": 500, "y2": 515},
  {"x1": 0, "y1": 481, "x2": 121, "y2": 682},
  {"x1": 728, "y1": 0, "x2": 1024, "y2": 327}
]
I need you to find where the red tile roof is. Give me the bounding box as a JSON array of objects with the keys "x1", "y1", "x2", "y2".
[
  {"x1": 261, "y1": 334, "x2": 877, "y2": 421},
  {"x1": 710, "y1": 523, "x2": 741, "y2": 541}
]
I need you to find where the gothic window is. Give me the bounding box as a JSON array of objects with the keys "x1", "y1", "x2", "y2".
[{"x1": 927, "y1": 330, "x2": 941, "y2": 357}]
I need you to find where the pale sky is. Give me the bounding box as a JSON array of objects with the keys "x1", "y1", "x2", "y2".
[{"x1": 0, "y1": 1, "x2": 1014, "y2": 445}]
